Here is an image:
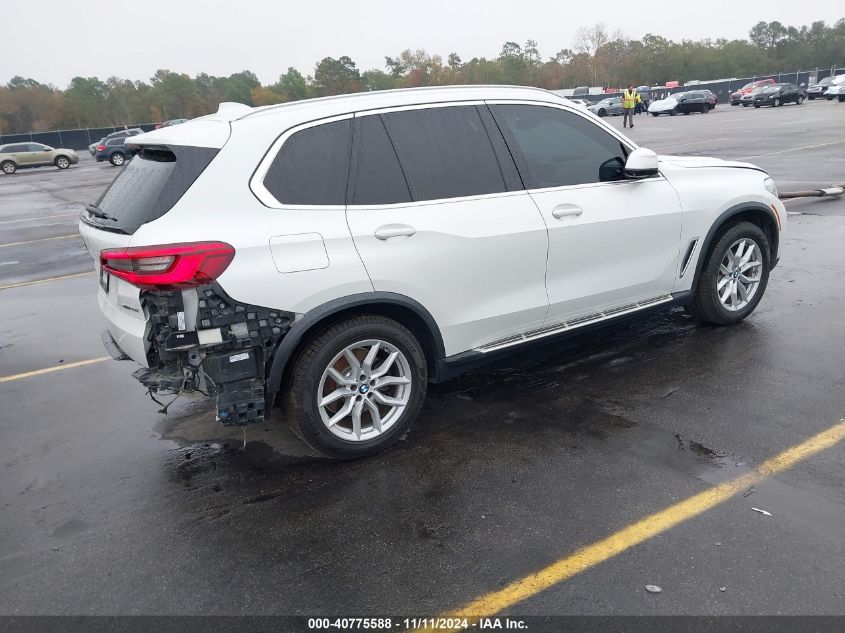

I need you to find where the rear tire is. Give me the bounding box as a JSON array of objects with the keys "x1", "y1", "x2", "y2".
[
  {"x1": 282, "y1": 315, "x2": 428, "y2": 459},
  {"x1": 685, "y1": 222, "x2": 770, "y2": 325},
  {"x1": 670, "y1": 108, "x2": 677, "y2": 116},
  {"x1": 1, "y1": 160, "x2": 16, "y2": 175},
  {"x1": 839, "y1": 96, "x2": 845, "y2": 102},
  {"x1": 54, "y1": 155, "x2": 70, "y2": 169},
  {"x1": 109, "y1": 152, "x2": 125, "y2": 166}
]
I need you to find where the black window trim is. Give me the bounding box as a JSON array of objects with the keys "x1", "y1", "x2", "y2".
[
  {"x1": 249, "y1": 112, "x2": 355, "y2": 209},
  {"x1": 485, "y1": 99, "x2": 660, "y2": 193},
  {"x1": 347, "y1": 101, "x2": 526, "y2": 209}
]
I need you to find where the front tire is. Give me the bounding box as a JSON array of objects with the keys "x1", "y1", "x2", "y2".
[
  {"x1": 282, "y1": 315, "x2": 428, "y2": 459},
  {"x1": 1, "y1": 160, "x2": 16, "y2": 175},
  {"x1": 773, "y1": 98, "x2": 781, "y2": 107},
  {"x1": 55, "y1": 155, "x2": 70, "y2": 169},
  {"x1": 597, "y1": 109, "x2": 606, "y2": 117},
  {"x1": 796, "y1": 95, "x2": 804, "y2": 105},
  {"x1": 686, "y1": 222, "x2": 770, "y2": 325}
]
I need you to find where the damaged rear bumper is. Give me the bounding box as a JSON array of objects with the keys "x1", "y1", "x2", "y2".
[{"x1": 104, "y1": 283, "x2": 293, "y2": 426}]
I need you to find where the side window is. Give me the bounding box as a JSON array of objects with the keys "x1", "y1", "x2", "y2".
[
  {"x1": 491, "y1": 104, "x2": 629, "y2": 188},
  {"x1": 263, "y1": 118, "x2": 351, "y2": 206},
  {"x1": 351, "y1": 115, "x2": 411, "y2": 205},
  {"x1": 381, "y1": 106, "x2": 506, "y2": 202},
  {"x1": 29, "y1": 143, "x2": 49, "y2": 151}
]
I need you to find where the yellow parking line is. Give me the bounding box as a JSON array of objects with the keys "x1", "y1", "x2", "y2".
[
  {"x1": 0, "y1": 234, "x2": 79, "y2": 248},
  {"x1": 424, "y1": 418, "x2": 845, "y2": 629},
  {"x1": 0, "y1": 213, "x2": 77, "y2": 225},
  {"x1": 0, "y1": 270, "x2": 93, "y2": 291},
  {"x1": 0, "y1": 357, "x2": 110, "y2": 384}
]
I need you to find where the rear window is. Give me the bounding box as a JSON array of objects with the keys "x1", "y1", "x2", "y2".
[{"x1": 90, "y1": 145, "x2": 218, "y2": 234}]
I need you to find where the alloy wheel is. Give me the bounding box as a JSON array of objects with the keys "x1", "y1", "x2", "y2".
[
  {"x1": 317, "y1": 339, "x2": 412, "y2": 442},
  {"x1": 716, "y1": 238, "x2": 763, "y2": 312},
  {"x1": 57, "y1": 157, "x2": 69, "y2": 169}
]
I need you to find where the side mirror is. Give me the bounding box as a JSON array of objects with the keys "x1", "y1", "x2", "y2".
[{"x1": 624, "y1": 148, "x2": 659, "y2": 179}]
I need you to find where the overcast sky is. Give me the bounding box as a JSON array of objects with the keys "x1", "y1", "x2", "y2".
[{"x1": 5, "y1": 0, "x2": 841, "y2": 87}]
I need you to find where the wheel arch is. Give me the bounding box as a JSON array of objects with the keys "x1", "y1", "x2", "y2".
[
  {"x1": 266, "y1": 292, "x2": 445, "y2": 407},
  {"x1": 691, "y1": 202, "x2": 780, "y2": 294}
]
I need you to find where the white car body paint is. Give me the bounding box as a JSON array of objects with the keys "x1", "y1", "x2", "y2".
[
  {"x1": 648, "y1": 97, "x2": 680, "y2": 113},
  {"x1": 80, "y1": 84, "x2": 783, "y2": 371}
]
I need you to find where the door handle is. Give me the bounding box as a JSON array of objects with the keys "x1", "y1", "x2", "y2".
[
  {"x1": 552, "y1": 204, "x2": 584, "y2": 219},
  {"x1": 374, "y1": 224, "x2": 416, "y2": 240}
]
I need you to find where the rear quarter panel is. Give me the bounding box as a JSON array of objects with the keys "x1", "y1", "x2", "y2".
[{"x1": 127, "y1": 110, "x2": 374, "y2": 317}]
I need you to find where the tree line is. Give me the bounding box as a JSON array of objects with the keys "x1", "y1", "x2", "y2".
[{"x1": 1, "y1": 18, "x2": 842, "y2": 134}]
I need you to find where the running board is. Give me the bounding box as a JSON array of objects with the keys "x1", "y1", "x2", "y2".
[{"x1": 476, "y1": 294, "x2": 674, "y2": 354}]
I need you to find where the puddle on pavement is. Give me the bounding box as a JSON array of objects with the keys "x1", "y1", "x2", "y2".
[{"x1": 149, "y1": 307, "x2": 746, "y2": 493}]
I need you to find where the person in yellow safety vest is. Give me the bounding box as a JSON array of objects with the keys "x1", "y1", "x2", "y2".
[{"x1": 622, "y1": 84, "x2": 642, "y2": 129}]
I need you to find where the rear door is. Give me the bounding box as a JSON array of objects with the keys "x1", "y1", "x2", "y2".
[
  {"x1": 490, "y1": 102, "x2": 682, "y2": 328},
  {"x1": 345, "y1": 103, "x2": 550, "y2": 355}
]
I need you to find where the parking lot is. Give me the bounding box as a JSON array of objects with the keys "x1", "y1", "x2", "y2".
[{"x1": 2, "y1": 99, "x2": 845, "y2": 624}]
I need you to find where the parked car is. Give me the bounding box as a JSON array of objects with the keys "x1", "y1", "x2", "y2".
[
  {"x1": 1, "y1": 142, "x2": 78, "y2": 174},
  {"x1": 154, "y1": 119, "x2": 189, "y2": 129},
  {"x1": 751, "y1": 83, "x2": 805, "y2": 107},
  {"x1": 88, "y1": 128, "x2": 144, "y2": 156},
  {"x1": 823, "y1": 75, "x2": 845, "y2": 101},
  {"x1": 701, "y1": 89, "x2": 718, "y2": 105},
  {"x1": 80, "y1": 85, "x2": 784, "y2": 459},
  {"x1": 730, "y1": 79, "x2": 776, "y2": 105},
  {"x1": 648, "y1": 91, "x2": 715, "y2": 116},
  {"x1": 588, "y1": 97, "x2": 624, "y2": 117},
  {"x1": 94, "y1": 137, "x2": 136, "y2": 166},
  {"x1": 634, "y1": 85, "x2": 651, "y2": 113},
  {"x1": 806, "y1": 75, "x2": 842, "y2": 99},
  {"x1": 739, "y1": 86, "x2": 769, "y2": 106}
]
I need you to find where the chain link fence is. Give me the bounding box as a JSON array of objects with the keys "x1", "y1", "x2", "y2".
[{"x1": 0, "y1": 124, "x2": 159, "y2": 152}]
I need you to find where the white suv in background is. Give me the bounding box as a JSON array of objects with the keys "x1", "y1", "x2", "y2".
[
  {"x1": 824, "y1": 74, "x2": 845, "y2": 101},
  {"x1": 79, "y1": 86, "x2": 785, "y2": 458}
]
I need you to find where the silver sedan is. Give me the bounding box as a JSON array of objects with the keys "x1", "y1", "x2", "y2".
[{"x1": 587, "y1": 97, "x2": 624, "y2": 117}]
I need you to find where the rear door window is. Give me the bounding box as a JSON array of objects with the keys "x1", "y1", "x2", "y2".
[
  {"x1": 89, "y1": 145, "x2": 218, "y2": 234},
  {"x1": 262, "y1": 119, "x2": 352, "y2": 206},
  {"x1": 380, "y1": 105, "x2": 506, "y2": 202},
  {"x1": 351, "y1": 115, "x2": 411, "y2": 205}
]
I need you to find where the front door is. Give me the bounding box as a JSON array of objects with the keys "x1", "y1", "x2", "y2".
[
  {"x1": 345, "y1": 104, "x2": 550, "y2": 355},
  {"x1": 489, "y1": 102, "x2": 683, "y2": 327}
]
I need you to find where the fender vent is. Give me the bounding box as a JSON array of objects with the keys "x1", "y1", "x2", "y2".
[{"x1": 680, "y1": 239, "x2": 698, "y2": 278}]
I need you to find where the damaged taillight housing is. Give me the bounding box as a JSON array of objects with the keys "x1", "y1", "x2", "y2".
[{"x1": 100, "y1": 241, "x2": 235, "y2": 290}]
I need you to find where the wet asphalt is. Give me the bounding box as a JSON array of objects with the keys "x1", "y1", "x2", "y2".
[{"x1": 1, "y1": 100, "x2": 844, "y2": 618}]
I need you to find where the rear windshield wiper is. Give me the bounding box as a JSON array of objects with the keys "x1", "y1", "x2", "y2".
[{"x1": 85, "y1": 203, "x2": 118, "y2": 222}]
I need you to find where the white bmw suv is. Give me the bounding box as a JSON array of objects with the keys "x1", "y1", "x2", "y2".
[{"x1": 79, "y1": 85, "x2": 785, "y2": 458}]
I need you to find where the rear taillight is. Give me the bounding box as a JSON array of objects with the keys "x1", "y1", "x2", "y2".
[
  {"x1": 100, "y1": 241, "x2": 235, "y2": 290},
  {"x1": 96, "y1": 145, "x2": 106, "y2": 151}
]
